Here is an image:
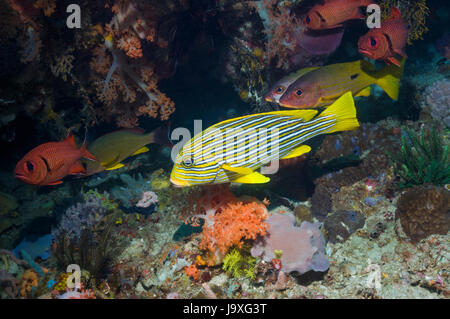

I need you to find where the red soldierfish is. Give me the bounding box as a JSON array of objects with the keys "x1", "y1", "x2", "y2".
[
  {"x1": 14, "y1": 133, "x2": 97, "y2": 186},
  {"x1": 304, "y1": 0, "x2": 374, "y2": 30},
  {"x1": 358, "y1": 7, "x2": 408, "y2": 67}
]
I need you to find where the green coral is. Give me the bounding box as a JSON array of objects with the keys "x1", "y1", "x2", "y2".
[
  {"x1": 83, "y1": 189, "x2": 118, "y2": 211},
  {"x1": 388, "y1": 126, "x2": 450, "y2": 188},
  {"x1": 222, "y1": 247, "x2": 257, "y2": 280}
]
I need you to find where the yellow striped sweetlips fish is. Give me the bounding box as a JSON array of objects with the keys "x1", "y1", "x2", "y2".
[
  {"x1": 279, "y1": 59, "x2": 405, "y2": 109},
  {"x1": 170, "y1": 92, "x2": 359, "y2": 187}
]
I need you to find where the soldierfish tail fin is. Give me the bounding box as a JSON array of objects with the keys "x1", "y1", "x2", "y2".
[
  {"x1": 80, "y1": 141, "x2": 97, "y2": 161},
  {"x1": 148, "y1": 123, "x2": 173, "y2": 148},
  {"x1": 319, "y1": 91, "x2": 360, "y2": 134},
  {"x1": 374, "y1": 57, "x2": 405, "y2": 100}
]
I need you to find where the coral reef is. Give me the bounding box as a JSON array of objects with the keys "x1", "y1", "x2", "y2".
[
  {"x1": 52, "y1": 191, "x2": 119, "y2": 279},
  {"x1": 396, "y1": 185, "x2": 449, "y2": 243},
  {"x1": 185, "y1": 186, "x2": 269, "y2": 265},
  {"x1": 109, "y1": 173, "x2": 153, "y2": 209},
  {"x1": 421, "y1": 79, "x2": 450, "y2": 128},
  {"x1": 324, "y1": 211, "x2": 366, "y2": 244},
  {"x1": 90, "y1": 35, "x2": 175, "y2": 127}
]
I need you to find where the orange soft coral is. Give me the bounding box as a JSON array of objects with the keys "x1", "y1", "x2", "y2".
[
  {"x1": 20, "y1": 269, "x2": 38, "y2": 297},
  {"x1": 186, "y1": 186, "x2": 269, "y2": 266},
  {"x1": 184, "y1": 264, "x2": 200, "y2": 280},
  {"x1": 117, "y1": 32, "x2": 143, "y2": 59},
  {"x1": 34, "y1": 0, "x2": 56, "y2": 17},
  {"x1": 89, "y1": 35, "x2": 175, "y2": 127}
]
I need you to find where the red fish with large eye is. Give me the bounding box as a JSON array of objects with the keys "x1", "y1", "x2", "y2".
[
  {"x1": 304, "y1": 0, "x2": 374, "y2": 30},
  {"x1": 358, "y1": 7, "x2": 408, "y2": 66},
  {"x1": 14, "y1": 132, "x2": 97, "y2": 186}
]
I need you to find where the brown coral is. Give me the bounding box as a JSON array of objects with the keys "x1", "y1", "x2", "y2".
[{"x1": 396, "y1": 185, "x2": 450, "y2": 243}]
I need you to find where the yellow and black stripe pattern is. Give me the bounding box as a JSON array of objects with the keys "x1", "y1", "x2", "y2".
[{"x1": 170, "y1": 92, "x2": 359, "y2": 187}]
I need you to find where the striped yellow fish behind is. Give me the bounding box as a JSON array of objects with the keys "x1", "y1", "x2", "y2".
[
  {"x1": 279, "y1": 59, "x2": 405, "y2": 109},
  {"x1": 170, "y1": 92, "x2": 359, "y2": 187}
]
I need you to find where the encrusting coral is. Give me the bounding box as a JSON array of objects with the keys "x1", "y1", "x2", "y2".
[{"x1": 396, "y1": 185, "x2": 449, "y2": 243}]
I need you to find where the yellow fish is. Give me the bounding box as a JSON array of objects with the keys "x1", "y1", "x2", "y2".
[
  {"x1": 170, "y1": 92, "x2": 359, "y2": 187},
  {"x1": 84, "y1": 126, "x2": 168, "y2": 175},
  {"x1": 279, "y1": 59, "x2": 405, "y2": 108}
]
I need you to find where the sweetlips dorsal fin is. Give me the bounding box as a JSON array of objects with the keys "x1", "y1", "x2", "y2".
[{"x1": 120, "y1": 127, "x2": 146, "y2": 135}]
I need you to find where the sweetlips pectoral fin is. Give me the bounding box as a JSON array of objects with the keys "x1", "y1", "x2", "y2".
[
  {"x1": 280, "y1": 145, "x2": 312, "y2": 160},
  {"x1": 131, "y1": 146, "x2": 149, "y2": 156},
  {"x1": 100, "y1": 154, "x2": 121, "y2": 168},
  {"x1": 222, "y1": 164, "x2": 254, "y2": 175},
  {"x1": 105, "y1": 163, "x2": 125, "y2": 170},
  {"x1": 355, "y1": 86, "x2": 371, "y2": 97},
  {"x1": 232, "y1": 171, "x2": 270, "y2": 184}
]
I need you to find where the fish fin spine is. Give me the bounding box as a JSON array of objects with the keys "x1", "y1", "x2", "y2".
[
  {"x1": 64, "y1": 131, "x2": 78, "y2": 148},
  {"x1": 390, "y1": 7, "x2": 402, "y2": 20},
  {"x1": 80, "y1": 142, "x2": 97, "y2": 161}
]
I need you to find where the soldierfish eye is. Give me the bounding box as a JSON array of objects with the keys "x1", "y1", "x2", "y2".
[
  {"x1": 275, "y1": 86, "x2": 285, "y2": 94},
  {"x1": 295, "y1": 89, "x2": 303, "y2": 96},
  {"x1": 369, "y1": 36, "x2": 378, "y2": 48},
  {"x1": 25, "y1": 161, "x2": 34, "y2": 172}
]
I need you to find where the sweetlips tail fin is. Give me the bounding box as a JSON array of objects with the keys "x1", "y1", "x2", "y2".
[{"x1": 319, "y1": 92, "x2": 360, "y2": 134}]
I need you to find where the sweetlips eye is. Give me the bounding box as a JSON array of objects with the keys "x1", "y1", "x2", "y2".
[
  {"x1": 25, "y1": 161, "x2": 34, "y2": 172},
  {"x1": 296, "y1": 89, "x2": 303, "y2": 96},
  {"x1": 275, "y1": 86, "x2": 285, "y2": 94},
  {"x1": 181, "y1": 156, "x2": 194, "y2": 168}
]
